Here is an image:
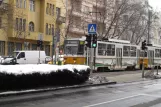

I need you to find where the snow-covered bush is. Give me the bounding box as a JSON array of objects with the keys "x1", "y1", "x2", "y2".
[{"x1": 0, "y1": 64, "x2": 90, "y2": 91}]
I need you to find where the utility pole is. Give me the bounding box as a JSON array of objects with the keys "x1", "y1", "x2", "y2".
[
  {"x1": 141, "y1": 40, "x2": 147, "y2": 78},
  {"x1": 147, "y1": 9, "x2": 151, "y2": 44},
  {"x1": 89, "y1": 0, "x2": 101, "y2": 71},
  {"x1": 93, "y1": 0, "x2": 97, "y2": 72}
]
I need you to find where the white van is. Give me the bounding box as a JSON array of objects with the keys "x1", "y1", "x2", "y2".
[{"x1": 12, "y1": 50, "x2": 46, "y2": 64}]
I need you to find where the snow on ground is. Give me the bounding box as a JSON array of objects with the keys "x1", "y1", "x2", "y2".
[{"x1": 0, "y1": 64, "x2": 90, "y2": 75}]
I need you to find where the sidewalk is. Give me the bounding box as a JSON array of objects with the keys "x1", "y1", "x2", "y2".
[{"x1": 91, "y1": 70, "x2": 152, "y2": 83}]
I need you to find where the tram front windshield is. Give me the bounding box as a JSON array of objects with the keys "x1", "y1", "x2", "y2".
[
  {"x1": 65, "y1": 45, "x2": 78, "y2": 55},
  {"x1": 64, "y1": 40, "x2": 84, "y2": 55}
]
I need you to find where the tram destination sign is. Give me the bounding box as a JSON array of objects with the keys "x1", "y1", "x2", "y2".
[{"x1": 65, "y1": 40, "x2": 78, "y2": 44}]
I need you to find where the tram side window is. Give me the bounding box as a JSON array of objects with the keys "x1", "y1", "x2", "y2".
[
  {"x1": 160, "y1": 50, "x2": 161, "y2": 57},
  {"x1": 98, "y1": 43, "x2": 106, "y2": 56},
  {"x1": 123, "y1": 46, "x2": 130, "y2": 57},
  {"x1": 140, "y1": 51, "x2": 147, "y2": 57},
  {"x1": 106, "y1": 44, "x2": 115, "y2": 56},
  {"x1": 155, "y1": 49, "x2": 160, "y2": 58},
  {"x1": 131, "y1": 47, "x2": 136, "y2": 57}
]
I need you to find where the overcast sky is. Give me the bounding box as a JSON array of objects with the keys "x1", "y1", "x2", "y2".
[{"x1": 149, "y1": 0, "x2": 161, "y2": 11}]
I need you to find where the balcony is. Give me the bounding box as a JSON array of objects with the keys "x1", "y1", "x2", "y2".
[
  {"x1": 56, "y1": 16, "x2": 66, "y2": 24},
  {"x1": 68, "y1": 8, "x2": 82, "y2": 17},
  {"x1": 69, "y1": 24, "x2": 87, "y2": 34},
  {"x1": 93, "y1": 2, "x2": 105, "y2": 9},
  {"x1": 92, "y1": 16, "x2": 104, "y2": 23}
]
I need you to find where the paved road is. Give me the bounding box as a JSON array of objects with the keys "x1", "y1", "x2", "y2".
[{"x1": 2, "y1": 79, "x2": 161, "y2": 107}]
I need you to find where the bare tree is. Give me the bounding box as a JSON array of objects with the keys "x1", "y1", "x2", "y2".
[
  {"x1": 0, "y1": 2, "x2": 14, "y2": 37},
  {"x1": 93, "y1": 0, "x2": 155, "y2": 45},
  {"x1": 0, "y1": 1, "x2": 30, "y2": 45}
]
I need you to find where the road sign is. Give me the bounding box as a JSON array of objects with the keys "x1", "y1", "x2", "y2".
[
  {"x1": 38, "y1": 33, "x2": 43, "y2": 41},
  {"x1": 88, "y1": 24, "x2": 97, "y2": 34}
]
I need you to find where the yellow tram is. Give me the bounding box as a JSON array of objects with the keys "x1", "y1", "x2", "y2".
[
  {"x1": 63, "y1": 38, "x2": 86, "y2": 65},
  {"x1": 63, "y1": 37, "x2": 161, "y2": 71}
]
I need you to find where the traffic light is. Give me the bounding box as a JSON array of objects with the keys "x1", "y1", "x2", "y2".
[
  {"x1": 92, "y1": 34, "x2": 97, "y2": 48},
  {"x1": 37, "y1": 40, "x2": 43, "y2": 48},
  {"x1": 141, "y1": 40, "x2": 147, "y2": 50},
  {"x1": 85, "y1": 35, "x2": 91, "y2": 48}
]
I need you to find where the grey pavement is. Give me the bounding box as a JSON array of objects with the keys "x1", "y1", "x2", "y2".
[
  {"x1": 1, "y1": 79, "x2": 161, "y2": 107},
  {"x1": 91, "y1": 70, "x2": 157, "y2": 83}
]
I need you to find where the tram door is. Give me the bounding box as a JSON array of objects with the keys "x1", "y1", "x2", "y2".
[
  {"x1": 116, "y1": 48, "x2": 122, "y2": 67},
  {"x1": 148, "y1": 50, "x2": 154, "y2": 67}
]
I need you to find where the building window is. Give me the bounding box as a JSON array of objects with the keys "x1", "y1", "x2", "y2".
[
  {"x1": 49, "y1": 24, "x2": 51, "y2": 35},
  {"x1": 52, "y1": 24, "x2": 54, "y2": 35},
  {"x1": 29, "y1": 22, "x2": 34, "y2": 32},
  {"x1": 32, "y1": 44, "x2": 37, "y2": 50},
  {"x1": 46, "y1": 3, "x2": 49, "y2": 14},
  {"x1": 23, "y1": 19, "x2": 26, "y2": 31},
  {"x1": 16, "y1": 18, "x2": 19, "y2": 30},
  {"x1": 16, "y1": 0, "x2": 19, "y2": 7},
  {"x1": 49, "y1": 4, "x2": 52, "y2": 15},
  {"x1": 45, "y1": 45, "x2": 50, "y2": 56},
  {"x1": 52, "y1": 5, "x2": 54, "y2": 16},
  {"x1": 20, "y1": 0, "x2": 23, "y2": 8},
  {"x1": 24, "y1": 0, "x2": 26, "y2": 8},
  {"x1": 56, "y1": 7, "x2": 61, "y2": 18},
  {"x1": 24, "y1": 42, "x2": 30, "y2": 50},
  {"x1": 15, "y1": 43, "x2": 22, "y2": 51},
  {"x1": 15, "y1": 18, "x2": 26, "y2": 31},
  {"x1": 8, "y1": 42, "x2": 14, "y2": 56},
  {"x1": 19, "y1": 18, "x2": 22, "y2": 31},
  {"x1": 46, "y1": 23, "x2": 48, "y2": 35},
  {"x1": 29, "y1": 0, "x2": 35, "y2": 11},
  {"x1": 0, "y1": 17, "x2": 2, "y2": 29},
  {"x1": 0, "y1": 41, "x2": 5, "y2": 56},
  {"x1": 16, "y1": 0, "x2": 26, "y2": 8}
]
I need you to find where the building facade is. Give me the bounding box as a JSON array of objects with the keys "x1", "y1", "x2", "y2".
[
  {"x1": 66, "y1": 0, "x2": 106, "y2": 38},
  {"x1": 151, "y1": 12, "x2": 161, "y2": 45},
  {"x1": 0, "y1": 0, "x2": 65, "y2": 56},
  {"x1": 66, "y1": 0, "x2": 150, "y2": 44}
]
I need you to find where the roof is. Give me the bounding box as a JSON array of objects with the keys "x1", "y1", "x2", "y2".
[
  {"x1": 14, "y1": 50, "x2": 45, "y2": 52},
  {"x1": 108, "y1": 39, "x2": 130, "y2": 44}
]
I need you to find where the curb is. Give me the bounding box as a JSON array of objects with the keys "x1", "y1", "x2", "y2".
[{"x1": 0, "y1": 81, "x2": 117, "y2": 98}]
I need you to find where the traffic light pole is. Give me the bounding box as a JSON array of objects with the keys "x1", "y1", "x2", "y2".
[
  {"x1": 142, "y1": 50, "x2": 145, "y2": 78},
  {"x1": 38, "y1": 47, "x2": 40, "y2": 64},
  {"x1": 90, "y1": 37, "x2": 93, "y2": 73},
  {"x1": 86, "y1": 47, "x2": 89, "y2": 66}
]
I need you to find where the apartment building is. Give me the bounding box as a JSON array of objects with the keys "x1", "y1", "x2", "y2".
[
  {"x1": 151, "y1": 12, "x2": 161, "y2": 45},
  {"x1": 0, "y1": 0, "x2": 65, "y2": 56},
  {"x1": 66, "y1": 0, "x2": 106, "y2": 38}
]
